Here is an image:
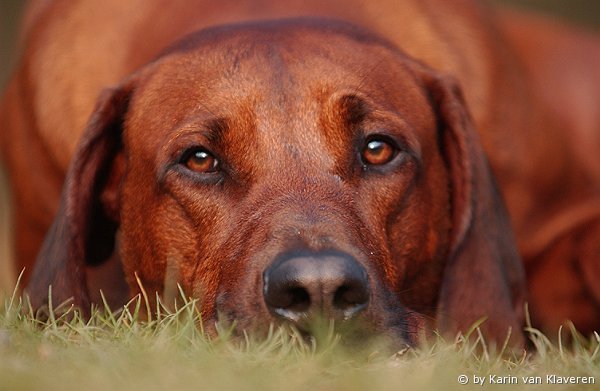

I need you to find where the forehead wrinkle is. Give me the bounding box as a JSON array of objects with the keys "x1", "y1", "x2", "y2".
[
  {"x1": 253, "y1": 86, "x2": 335, "y2": 177},
  {"x1": 207, "y1": 37, "x2": 294, "y2": 100},
  {"x1": 203, "y1": 41, "x2": 336, "y2": 176}
]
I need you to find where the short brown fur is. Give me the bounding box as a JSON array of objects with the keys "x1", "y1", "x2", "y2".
[{"x1": 1, "y1": 0, "x2": 599, "y2": 345}]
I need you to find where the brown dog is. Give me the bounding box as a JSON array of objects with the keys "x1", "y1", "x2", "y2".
[{"x1": 1, "y1": 0, "x2": 599, "y2": 346}]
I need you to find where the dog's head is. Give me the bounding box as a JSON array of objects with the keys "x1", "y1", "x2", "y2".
[{"x1": 28, "y1": 19, "x2": 525, "y2": 346}]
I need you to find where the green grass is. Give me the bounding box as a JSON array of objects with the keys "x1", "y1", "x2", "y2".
[{"x1": 0, "y1": 284, "x2": 599, "y2": 391}]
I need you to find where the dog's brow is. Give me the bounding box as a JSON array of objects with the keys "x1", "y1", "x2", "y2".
[
  {"x1": 169, "y1": 116, "x2": 229, "y2": 141},
  {"x1": 159, "y1": 116, "x2": 231, "y2": 165},
  {"x1": 321, "y1": 92, "x2": 371, "y2": 140},
  {"x1": 339, "y1": 94, "x2": 369, "y2": 125},
  {"x1": 203, "y1": 118, "x2": 229, "y2": 144}
]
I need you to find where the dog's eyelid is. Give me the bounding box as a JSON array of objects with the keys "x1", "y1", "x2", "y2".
[
  {"x1": 161, "y1": 126, "x2": 224, "y2": 163},
  {"x1": 167, "y1": 165, "x2": 225, "y2": 187}
]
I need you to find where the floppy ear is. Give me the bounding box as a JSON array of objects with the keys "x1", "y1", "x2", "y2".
[
  {"x1": 26, "y1": 82, "x2": 134, "y2": 315},
  {"x1": 580, "y1": 219, "x2": 600, "y2": 305},
  {"x1": 423, "y1": 73, "x2": 527, "y2": 345}
]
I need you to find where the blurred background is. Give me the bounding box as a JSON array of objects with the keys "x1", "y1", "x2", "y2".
[
  {"x1": 0, "y1": 0, "x2": 599, "y2": 293},
  {"x1": 1, "y1": 0, "x2": 600, "y2": 90}
]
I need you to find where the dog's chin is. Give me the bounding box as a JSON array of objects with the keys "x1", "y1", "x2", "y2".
[{"x1": 211, "y1": 303, "x2": 427, "y2": 353}]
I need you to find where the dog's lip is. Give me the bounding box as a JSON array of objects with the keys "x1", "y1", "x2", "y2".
[{"x1": 268, "y1": 302, "x2": 369, "y2": 323}]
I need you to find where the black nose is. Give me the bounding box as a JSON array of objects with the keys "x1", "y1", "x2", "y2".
[{"x1": 263, "y1": 251, "x2": 370, "y2": 326}]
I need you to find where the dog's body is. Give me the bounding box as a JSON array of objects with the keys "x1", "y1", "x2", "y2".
[{"x1": 1, "y1": 0, "x2": 599, "y2": 344}]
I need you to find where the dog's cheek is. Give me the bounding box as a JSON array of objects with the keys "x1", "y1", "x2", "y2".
[
  {"x1": 117, "y1": 184, "x2": 204, "y2": 306},
  {"x1": 117, "y1": 202, "x2": 165, "y2": 301},
  {"x1": 388, "y1": 161, "x2": 451, "y2": 313},
  {"x1": 150, "y1": 199, "x2": 208, "y2": 303}
]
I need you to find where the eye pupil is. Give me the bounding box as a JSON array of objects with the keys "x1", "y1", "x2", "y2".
[
  {"x1": 362, "y1": 138, "x2": 396, "y2": 165},
  {"x1": 184, "y1": 149, "x2": 218, "y2": 173}
]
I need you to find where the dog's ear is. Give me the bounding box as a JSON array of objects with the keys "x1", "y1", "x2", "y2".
[
  {"x1": 26, "y1": 81, "x2": 135, "y2": 315},
  {"x1": 422, "y1": 72, "x2": 527, "y2": 346}
]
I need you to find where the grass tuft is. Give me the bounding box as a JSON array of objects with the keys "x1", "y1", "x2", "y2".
[{"x1": 1, "y1": 292, "x2": 599, "y2": 390}]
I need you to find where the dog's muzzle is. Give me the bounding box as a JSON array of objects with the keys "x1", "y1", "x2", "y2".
[{"x1": 263, "y1": 250, "x2": 370, "y2": 330}]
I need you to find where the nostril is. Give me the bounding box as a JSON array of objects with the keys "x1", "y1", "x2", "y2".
[
  {"x1": 333, "y1": 285, "x2": 362, "y2": 309},
  {"x1": 333, "y1": 281, "x2": 370, "y2": 318},
  {"x1": 285, "y1": 286, "x2": 311, "y2": 312},
  {"x1": 264, "y1": 284, "x2": 311, "y2": 322}
]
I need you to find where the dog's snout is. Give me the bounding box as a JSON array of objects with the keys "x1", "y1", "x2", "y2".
[{"x1": 263, "y1": 251, "x2": 370, "y2": 326}]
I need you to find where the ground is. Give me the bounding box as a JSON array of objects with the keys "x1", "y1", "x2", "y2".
[{"x1": 1, "y1": 292, "x2": 598, "y2": 391}]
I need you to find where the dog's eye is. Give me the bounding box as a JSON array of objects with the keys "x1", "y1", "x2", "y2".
[
  {"x1": 361, "y1": 137, "x2": 397, "y2": 166},
  {"x1": 181, "y1": 148, "x2": 219, "y2": 173}
]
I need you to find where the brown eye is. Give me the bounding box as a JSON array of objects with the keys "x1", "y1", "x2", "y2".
[
  {"x1": 183, "y1": 149, "x2": 219, "y2": 173},
  {"x1": 361, "y1": 138, "x2": 397, "y2": 166}
]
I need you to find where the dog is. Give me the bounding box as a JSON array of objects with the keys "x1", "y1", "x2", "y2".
[{"x1": 1, "y1": 0, "x2": 599, "y2": 346}]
